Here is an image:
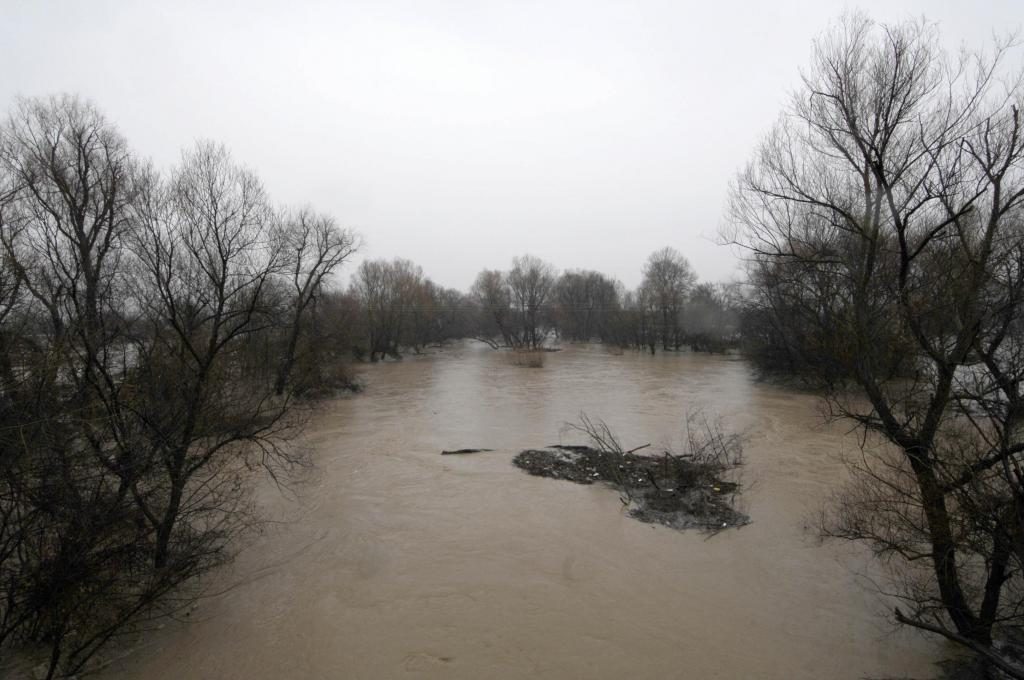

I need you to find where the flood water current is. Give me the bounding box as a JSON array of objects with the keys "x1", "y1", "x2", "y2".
[{"x1": 106, "y1": 342, "x2": 945, "y2": 679}]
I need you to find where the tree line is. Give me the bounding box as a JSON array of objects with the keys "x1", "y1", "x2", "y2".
[{"x1": 340, "y1": 248, "x2": 741, "y2": 359}]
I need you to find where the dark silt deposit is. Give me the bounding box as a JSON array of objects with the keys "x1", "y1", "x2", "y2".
[{"x1": 513, "y1": 444, "x2": 749, "y2": 533}]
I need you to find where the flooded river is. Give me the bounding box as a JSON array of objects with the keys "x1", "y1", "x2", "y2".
[{"x1": 106, "y1": 343, "x2": 943, "y2": 679}]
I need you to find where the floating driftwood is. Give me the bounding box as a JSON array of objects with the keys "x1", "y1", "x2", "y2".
[{"x1": 441, "y1": 448, "x2": 493, "y2": 455}]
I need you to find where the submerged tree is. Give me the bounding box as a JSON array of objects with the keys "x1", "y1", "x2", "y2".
[
  {"x1": 640, "y1": 247, "x2": 696, "y2": 351},
  {"x1": 683, "y1": 282, "x2": 740, "y2": 353},
  {"x1": 554, "y1": 269, "x2": 622, "y2": 342},
  {"x1": 469, "y1": 255, "x2": 556, "y2": 350},
  {"x1": 728, "y1": 12, "x2": 1024, "y2": 674},
  {"x1": 470, "y1": 268, "x2": 514, "y2": 348},
  {"x1": 349, "y1": 258, "x2": 464, "y2": 359}
]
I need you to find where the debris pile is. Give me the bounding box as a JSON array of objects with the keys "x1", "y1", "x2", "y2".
[{"x1": 513, "y1": 413, "x2": 748, "y2": 534}]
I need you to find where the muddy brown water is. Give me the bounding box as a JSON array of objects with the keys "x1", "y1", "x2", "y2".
[{"x1": 105, "y1": 343, "x2": 945, "y2": 679}]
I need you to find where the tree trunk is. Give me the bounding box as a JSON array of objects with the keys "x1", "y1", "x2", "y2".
[
  {"x1": 909, "y1": 448, "x2": 984, "y2": 641},
  {"x1": 154, "y1": 481, "x2": 184, "y2": 570}
]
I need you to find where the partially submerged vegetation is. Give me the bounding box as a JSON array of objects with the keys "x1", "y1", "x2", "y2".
[
  {"x1": 514, "y1": 413, "x2": 747, "y2": 534},
  {"x1": 332, "y1": 249, "x2": 742, "y2": 363}
]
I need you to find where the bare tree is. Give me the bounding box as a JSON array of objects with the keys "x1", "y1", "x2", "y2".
[
  {"x1": 402, "y1": 279, "x2": 471, "y2": 351},
  {"x1": 470, "y1": 268, "x2": 514, "y2": 348},
  {"x1": 641, "y1": 247, "x2": 697, "y2": 351},
  {"x1": 554, "y1": 270, "x2": 621, "y2": 342},
  {"x1": 350, "y1": 258, "x2": 424, "y2": 360},
  {"x1": 0, "y1": 95, "x2": 139, "y2": 390},
  {"x1": 273, "y1": 207, "x2": 359, "y2": 394},
  {"x1": 0, "y1": 97, "x2": 220, "y2": 679},
  {"x1": 0, "y1": 98, "x2": 356, "y2": 678},
  {"x1": 683, "y1": 282, "x2": 740, "y2": 353},
  {"x1": 0, "y1": 96, "x2": 161, "y2": 679},
  {"x1": 127, "y1": 141, "x2": 300, "y2": 569},
  {"x1": 507, "y1": 254, "x2": 556, "y2": 350},
  {"x1": 728, "y1": 12, "x2": 1024, "y2": 673}
]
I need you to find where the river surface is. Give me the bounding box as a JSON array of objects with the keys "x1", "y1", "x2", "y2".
[{"x1": 106, "y1": 343, "x2": 944, "y2": 679}]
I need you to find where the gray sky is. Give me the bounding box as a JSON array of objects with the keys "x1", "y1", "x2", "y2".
[{"x1": 2, "y1": 0, "x2": 1021, "y2": 290}]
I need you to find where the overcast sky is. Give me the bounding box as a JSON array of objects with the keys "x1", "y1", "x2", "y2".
[{"x1": 1, "y1": 0, "x2": 1021, "y2": 289}]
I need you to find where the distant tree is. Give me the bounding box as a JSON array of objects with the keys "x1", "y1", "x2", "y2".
[
  {"x1": 641, "y1": 247, "x2": 697, "y2": 350},
  {"x1": 406, "y1": 283, "x2": 472, "y2": 350},
  {"x1": 507, "y1": 254, "x2": 557, "y2": 350},
  {"x1": 555, "y1": 270, "x2": 621, "y2": 342},
  {"x1": 350, "y1": 258, "x2": 424, "y2": 360},
  {"x1": 684, "y1": 282, "x2": 740, "y2": 353},
  {"x1": 470, "y1": 269, "x2": 514, "y2": 348}
]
